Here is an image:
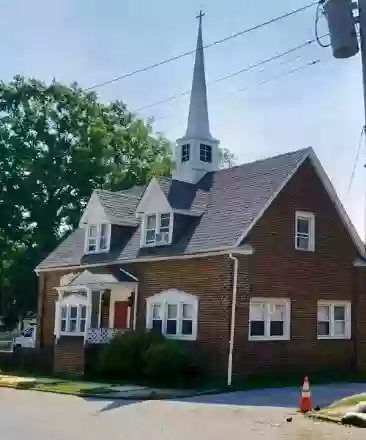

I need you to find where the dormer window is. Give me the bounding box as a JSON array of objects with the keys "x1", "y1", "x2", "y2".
[
  {"x1": 200, "y1": 144, "x2": 212, "y2": 163},
  {"x1": 182, "y1": 144, "x2": 190, "y2": 163},
  {"x1": 85, "y1": 223, "x2": 111, "y2": 254},
  {"x1": 143, "y1": 213, "x2": 172, "y2": 247}
]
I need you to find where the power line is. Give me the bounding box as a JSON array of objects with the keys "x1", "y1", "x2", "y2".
[
  {"x1": 134, "y1": 38, "x2": 322, "y2": 112},
  {"x1": 345, "y1": 126, "x2": 365, "y2": 202},
  {"x1": 84, "y1": 1, "x2": 318, "y2": 92},
  {"x1": 234, "y1": 59, "x2": 321, "y2": 93},
  {"x1": 140, "y1": 58, "x2": 324, "y2": 124}
]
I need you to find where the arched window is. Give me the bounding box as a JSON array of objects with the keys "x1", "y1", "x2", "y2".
[{"x1": 146, "y1": 289, "x2": 198, "y2": 341}]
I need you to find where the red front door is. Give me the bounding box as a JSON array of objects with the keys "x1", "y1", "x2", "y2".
[{"x1": 114, "y1": 301, "x2": 129, "y2": 329}]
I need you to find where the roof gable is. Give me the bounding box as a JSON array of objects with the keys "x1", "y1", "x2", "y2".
[
  {"x1": 234, "y1": 148, "x2": 364, "y2": 255},
  {"x1": 79, "y1": 192, "x2": 109, "y2": 227},
  {"x1": 136, "y1": 178, "x2": 171, "y2": 214}
]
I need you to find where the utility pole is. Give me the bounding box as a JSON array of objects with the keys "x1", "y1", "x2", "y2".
[{"x1": 323, "y1": 0, "x2": 366, "y2": 240}]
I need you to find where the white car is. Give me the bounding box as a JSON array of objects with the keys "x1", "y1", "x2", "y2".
[{"x1": 13, "y1": 326, "x2": 36, "y2": 349}]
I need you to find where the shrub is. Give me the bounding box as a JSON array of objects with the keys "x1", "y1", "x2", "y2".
[
  {"x1": 143, "y1": 339, "x2": 200, "y2": 385},
  {"x1": 97, "y1": 330, "x2": 163, "y2": 380}
]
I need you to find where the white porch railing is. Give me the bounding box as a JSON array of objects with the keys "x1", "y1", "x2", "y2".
[{"x1": 86, "y1": 328, "x2": 125, "y2": 344}]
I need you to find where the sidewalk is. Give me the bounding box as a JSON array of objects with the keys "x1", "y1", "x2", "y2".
[{"x1": 0, "y1": 374, "x2": 204, "y2": 399}]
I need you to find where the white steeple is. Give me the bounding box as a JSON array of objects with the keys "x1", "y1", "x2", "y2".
[{"x1": 173, "y1": 11, "x2": 220, "y2": 184}]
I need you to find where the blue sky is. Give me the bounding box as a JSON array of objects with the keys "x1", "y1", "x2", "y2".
[{"x1": 2, "y1": 0, "x2": 365, "y2": 238}]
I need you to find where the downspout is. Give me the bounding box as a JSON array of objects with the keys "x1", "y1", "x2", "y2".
[
  {"x1": 133, "y1": 283, "x2": 139, "y2": 330},
  {"x1": 227, "y1": 253, "x2": 239, "y2": 387}
]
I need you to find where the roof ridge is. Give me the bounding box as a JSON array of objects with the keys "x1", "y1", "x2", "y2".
[{"x1": 203, "y1": 147, "x2": 312, "y2": 179}]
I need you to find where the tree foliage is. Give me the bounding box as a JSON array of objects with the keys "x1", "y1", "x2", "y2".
[{"x1": 0, "y1": 76, "x2": 172, "y2": 321}]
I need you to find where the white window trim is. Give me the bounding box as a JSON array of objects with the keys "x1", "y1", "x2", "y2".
[
  {"x1": 295, "y1": 211, "x2": 315, "y2": 252},
  {"x1": 145, "y1": 289, "x2": 198, "y2": 341},
  {"x1": 59, "y1": 303, "x2": 87, "y2": 337},
  {"x1": 141, "y1": 212, "x2": 173, "y2": 248},
  {"x1": 317, "y1": 300, "x2": 351, "y2": 340},
  {"x1": 54, "y1": 291, "x2": 90, "y2": 339},
  {"x1": 248, "y1": 298, "x2": 291, "y2": 341},
  {"x1": 84, "y1": 222, "x2": 111, "y2": 254}
]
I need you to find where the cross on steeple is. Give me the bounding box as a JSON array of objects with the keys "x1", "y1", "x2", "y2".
[{"x1": 196, "y1": 10, "x2": 206, "y2": 24}]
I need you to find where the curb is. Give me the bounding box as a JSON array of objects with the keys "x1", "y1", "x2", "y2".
[{"x1": 0, "y1": 382, "x2": 216, "y2": 401}]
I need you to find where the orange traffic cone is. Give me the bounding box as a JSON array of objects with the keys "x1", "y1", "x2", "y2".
[{"x1": 299, "y1": 376, "x2": 312, "y2": 413}]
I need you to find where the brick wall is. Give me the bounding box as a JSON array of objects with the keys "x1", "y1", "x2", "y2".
[
  {"x1": 54, "y1": 337, "x2": 85, "y2": 374},
  {"x1": 127, "y1": 256, "x2": 234, "y2": 377},
  {"x1": 234, "y1": 158, "x2": 360, "y2": 377}
]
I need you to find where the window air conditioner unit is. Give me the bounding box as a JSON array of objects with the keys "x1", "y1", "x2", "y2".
[{"x1": 155, "y1": 232, "x2": 169, "y2": 244}]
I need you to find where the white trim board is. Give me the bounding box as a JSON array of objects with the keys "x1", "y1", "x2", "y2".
[{"x1": 234, "y1": 148, "x2": 364, "y2": 256}]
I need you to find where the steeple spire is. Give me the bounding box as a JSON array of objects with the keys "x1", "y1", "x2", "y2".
[
  {"x1": 185, "y1": 10, "x2": 212, "y2": 140},
  {"x1": 173, "y1": 11, "x2": 219, "y2": 184}
]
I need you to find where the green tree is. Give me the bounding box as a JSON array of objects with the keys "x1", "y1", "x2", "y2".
[{"x1": 0, "y1": 76, "x2": 172, "y2": 323}]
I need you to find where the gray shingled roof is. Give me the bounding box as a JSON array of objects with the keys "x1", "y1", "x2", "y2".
[
  {"x1": 37, "y1": 148, "x2": 311, "y2": 270},
  {"x1": 95, "y1": 186, "x2": 146, "y2": 225}
]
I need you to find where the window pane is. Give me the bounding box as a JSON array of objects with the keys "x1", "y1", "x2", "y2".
[
  {"x1": 183, "y1": 303, "x2": 193, "y2": 320},
  {"x1": 70, "y1": 306, "x2": 77, "y2": 319},
  {"x1": 167, "y1": 304, "x2": 177, "y2": 319},
  {"x1": 152, "y1": 304, "x2": 162, "y2": 319},
  {"x1": 250, "y1": 303, "x2": 265, "y2": 321},
  {"x1": 182, "y1": 320, "x2": 193, "y2": 335},
  {"x1": 99, "y1": 225, "x2": 109, "y2": 250},
  {"x1": 88, "y1": 225, "x2": 97, "y2": 238},
  {"x1": 147, "y1": 215, "x2": 156, "y2": 229},
  {"x1": 296, "y1": 235, "x2": 309, "y2": 250},
  {"x1": 146, "y1": 229, "x2": 155, "y2": 243},
  {"x1": 61, "y1": 319, "x2": 67, "y2": 332},
  {"x1": 80, "y1": 306, "x2": 87, "y2": 319},
  {"x1": 152, "y1": 319, "x2": 162, "y2": 332},
  {"x1": 160, "y1": 213, "x2": 170, "y2": 229},
  {"x1": 271, "y1": 304, "x2": 284, "y2": 321},
  {"x1": 270, "y1": 321, "x2": 284, "y2": 336},
  {"x1": 88, "y1": 238, "x2": 97, "y2": 252},
  {"x1": 297, "y1": 218, "x2": 310, "y2": 234},
  {"x1": 166, "y1": 320, "x2": 177, "y2": 335},
  {"x1": 318, "y1": 305, "x2": 330, "y2": 321},
  {"x1": 69, "y1": 320, "x2": 77, "y2": 332},
  {"x1": 100, "y1": 223, "x2": 108, "y2": 237},
  {"x1": 61, "y1": 306, "x2": 67, "y2": 318},
  {"x1": 318, "y1": 321, "x2": 330, "y2": 336},
  {"x1": 80, "y1": 319, "x2": 86, "y2": 333},
  {"x1": 250, "y1": 321, "x2": 265, "y2": 336},
  {"x1": 334, "y1": 306, "x2": 345, "y2": 321},
  {"x1": 334, "y1": 321, "x2": 346, "y2": 336}
]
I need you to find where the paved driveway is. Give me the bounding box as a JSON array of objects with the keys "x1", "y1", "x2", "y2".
[{"x1": 1, "y1": 384, "x2": 366, "y2": 439}]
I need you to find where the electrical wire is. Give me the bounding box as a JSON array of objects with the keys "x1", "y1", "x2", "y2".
[
  {"x1": 233, "y1": 59, "x2": 321, "y2": 94},
  {"x1": 315, "y1": 0, "x2": 331, "y2": 48},
  {"x1": 345, "y1": 126, "x2": 365, "y2": 201},
  {"x1": 134, "y1": 37, "x2": 323, "y2": 112},
  {"x1": 84, "y1": 1, "x2": 318, "y2": 92}
]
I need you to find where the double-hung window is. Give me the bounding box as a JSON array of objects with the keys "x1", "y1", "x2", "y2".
[
  {"x1": 249, "y1": 298, "x2": 290, "y2": 341},
  {"x1": 317, "y1": 301, "x2": 351, "y2": 339},
  {"x1": 86, "y1": 223, "x2": 111, "y2": 254},
  {"x1": 144, "y1": 213, "x2": 172, "y2": 246},
  {"x1": 146, "y1": 290, "x2": 198, "y2": 340},
  {"x1": 295, "y1": 211, "x2": 315, "y2": 251},
  {"x1": 59, "y1": 304, "x2": 88, "y2": 335}
]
